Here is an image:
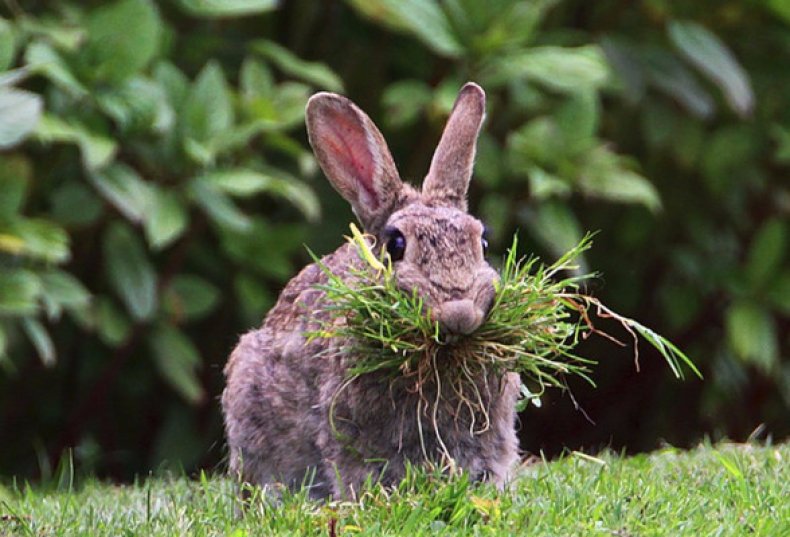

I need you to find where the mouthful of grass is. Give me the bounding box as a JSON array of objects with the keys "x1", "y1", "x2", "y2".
[{"x1": 308, "y1": 224, "x2": 700, "y2": 413}]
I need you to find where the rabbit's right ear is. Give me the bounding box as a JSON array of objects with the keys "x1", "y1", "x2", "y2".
[{"x1": 306, "y1": 93, "x2": 403, "y2": 232}]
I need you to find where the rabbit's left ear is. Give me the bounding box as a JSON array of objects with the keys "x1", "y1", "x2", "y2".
[{"x1": 422, "y1": 83, "x2": 486, "y2": 210}]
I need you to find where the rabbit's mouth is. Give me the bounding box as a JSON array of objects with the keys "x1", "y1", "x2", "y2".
[{"x1": 435, "y1": 299, "x2": 485, "y2": 337}]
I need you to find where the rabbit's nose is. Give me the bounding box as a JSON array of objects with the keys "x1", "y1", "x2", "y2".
[{"x1": 437, "y1": 299, "x2": 483, "y2": 335}]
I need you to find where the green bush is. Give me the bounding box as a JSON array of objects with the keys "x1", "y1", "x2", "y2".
[{"x1": 0, "y1": 0, "x2": 787, "y2": 479}]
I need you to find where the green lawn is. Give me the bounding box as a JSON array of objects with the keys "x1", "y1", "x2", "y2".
[{"x1": 2, "y1": 443, "x2": 788, "y2": 536}]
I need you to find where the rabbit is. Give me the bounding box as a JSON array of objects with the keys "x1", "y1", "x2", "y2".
[{"x1": 222, "y1": 82, "x2": 520, "y2": 499}]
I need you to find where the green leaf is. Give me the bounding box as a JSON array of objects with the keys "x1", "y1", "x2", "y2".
[
  {"x1": 522, "y1": 201, "x2": 586, "y2": 269},
  {"x1": 578, "y1": 146, "x2": 661, "y2": 212},
  {"x1": 104, "y1": 223, "x2": 158, "y2": 322},
  {"x1": 178, "y1": 0, "x2": 277, "y2": 17},
  {"x1": 5, "y1": 218, "x2": 71, "y2": 263},
  {"x1": 198, "y1": 168, "x2": 320, "y2": 221},
  {"x1": 0, "y1": 269, "x2": 41, "y2": 315},
  {"x1": 97, "y1": 76, "x2": 175, "y2": 134},
  {"x1": 767, "y1": 271, "x2": 790, "y2": 315},
  {"x1": 0, "y1": 88, "x2": 43, "y2": 149},
  {"x1": 148, "y1": 323, "x2": 204, "y2": 404},
  {"x1": 528, "y1": 167, "x2": 571, "y2": 200},
  {"x1": 0, "y1": 155, "x2": 31, "y2": 216},
  {"x1": 725, "y1": 301, "x2": 778, "y2": 373},
  {"x1": 24, "y1": 41, "x2": 88, "y2": 97},
  {"x1": 182, "y1": 61, "x2": 233, "y2": 149},
  {"x1": 668, "y1": 20, "x2": 754, "y2": 117},
  {"x1": 34, "y1": 114, "x2": 117, "y2": 171},
  {"x1": 240, "y1": 57, "x2": 274, "y2": 101},
  {"x1": 382, "y1": 80, "x2": 432, "y2": 128},
  {"x1": 252, "y1": 40, "x2": 343, "y2": 92},
  {"x1": 234, "y1": 272, "x2": 273, "y2": 324},
  {"x1": 22, "y1": 318, "x2": 55, "y2": 367},
  {"x1": 164, "y1": 275, "x2": 220, "y2": 322},
  {"x1": 345, "y1": 0, "x2": 463, "y2": 58},
  {"x1": 554, "y1": 92, "x2": 599, "y2": 155},
  {"x1": 83, "y1": 0, "x2": 163, "y2": 83},
  {"x1": 49, "y1": 180, "x2": 104, "y2": 227},
  {"x1": 0, "y1": 325, "x2": 7, "y2": 361},
  {"x1": 144, "y1": 190, "x2": 188, "y2": 250},
  {"x1": 39, "y1": 270, "x2": 91, "y2": 320},
  {"x1": 89, "y1": 163, "x2": 153, "y2": 223},
  {"x1": 744, "y1": 219, "x2": 786, "y2": 291},
  {"x1": 190, "y1": 179, "x2": 252, "y2": 232},
  {"x1": 484, "y1": 46, "x2": 609, "y2": 93},
  {"x1": 0, "y1": 18, "x2": 15, "y2": 71},
  {"x1": 153, "y1": 61, "x2": 190, "y2": 112},
  {"x1": 94, "y1": 297, "x2": 131, "y2": 347},
  {"x1": 765, "y1": 0, "x2": 790, "y2": 24},
  {"x1": 644, "y1": 50, "x2": 714, "y2": 119}
]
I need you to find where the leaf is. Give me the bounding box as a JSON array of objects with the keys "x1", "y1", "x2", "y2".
[
  {"x1": 240, "y1": 57, "x2": 274, "y2": 101},
  {"x1": 24, "y1": 41, "x2": 88, "y2": 97},
  {"x1": 0, "y1": 155, "x2": 32, "y2": 216},
  {"x1": 252, "y1": 40, "x2": 343, "y2": 92},
  {"x1": 97, "y1": 76, "x2": 175, "y2": 135},
  {"x1": 190, "y1": 179, "x2": 252, "y2": 232},
  {"x1": 744, "y1": 218, "x2": 786, "y2": 291},
  {"x1": 34, "y1": 114, "x2": 117, "y2": 170},
  {"x1": 668, "y1": 20, "x2": 754, "y2": 117},
  {"x1": 554, "y1": 91, "x2": 599, "y2": 156},
  {"x1": 153, "y1": 61, "x2": 190, "y2": 112},
  {"x1": 767, "y1": 271, "x2": 790, "y2": 315},
  {"x1": 49, "y1": 180, "x2": 104, "y2": 227},
  {"x1": 484, "y1": 46, "x2": 609, "y2": 93},
  {"x1": 345, "y1": 0, "x2": 463, "y2": 58},
  {"x1": 6, "y1": 217, "x2": 71, "y2": 263},
  {"x1": 725, "y1": 301, "x2": 778, "y2": 373},
  {"x1": 765, "y1": 0, "x2": 790, "y2": 24},
  {"x1": 198, "y1": 168, "x2": 320, "y2": 221},
  {"x1": 22, "y1": 318, "x2": 56, "y2": 367},
  {"x1": 528, "y1": 167, "x2": 571, "y2": 200},
  {"x1": 148, "y1": 323, "x2": 204, "y2": 404},
  {"x1": 0, "y1": 88, "x2": 43, "y2": 149},
  {"x1": 89, "y1": 163, "x2": 153, "y2": 223},
  {"x1": 178, "y1": 0, "x2": 278, "y2": 18},
  {"x1": 94, "y1": 297, "x2": 131, "y2": 347},
  {"x1": 164, "y1": 275, "x2": 221, "y2": 322},
  {"x1": 578, "y1": 146, "x2": 661, "y2": 212},
  {"x1": 0, "y1": 269, "x2": 41, "y2": 315},
  {"x1": 104, "y1": 223, "x2": 158, "y2": 321},
  {"x1": 382, "y1": 80, "x2": 432, "y2": 128},
  {"x1": 521, "y1": 201, "x2": 586, "y2": 269},
  {"x1": 0, "y1": 18, "x2": 15, "y2": 71},
  {"x1": 39, "y1": 270, "x2": 91, "y2": 320},
  {"x1": 83, "y1": 0, "x2": 163, "y2": 83},
  {"x1": 644, "y1": 49, "x2": 715, "y2": 119},
  {"x1": 182, "y1": 61, "x2": 233, "y2": 148},
  {"x1": 144, "y1": 190, "x2": 188, "y2": 250}
]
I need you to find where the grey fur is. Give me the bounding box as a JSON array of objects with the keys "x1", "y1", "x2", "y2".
[{"x1": 222, "y1": 82, "x2": 520, "y2": 499}]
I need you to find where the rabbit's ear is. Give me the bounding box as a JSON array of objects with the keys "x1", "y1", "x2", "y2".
[
  {"x1": 306, "y1": 92, "x2": 403, "y2": 231},
  {"x1": 422, "y1": 83, "x2": 486, "y2": 210}
]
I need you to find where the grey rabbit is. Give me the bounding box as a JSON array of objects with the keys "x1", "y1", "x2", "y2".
[{"x1": 222, "y1": 82, "x2": 520, "y2": 499}]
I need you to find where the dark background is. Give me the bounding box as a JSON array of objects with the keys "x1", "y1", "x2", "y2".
[{"x1": 0, "y1": 0, "x2": 788, "y2": 481}]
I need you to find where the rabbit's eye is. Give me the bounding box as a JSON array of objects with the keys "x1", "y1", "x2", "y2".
[
  {"x1": 385, "y1": 228, "x2": 406, "y2": 261},
  {"x1": 481, "y1": 227, "x2": 490, "y2": 255}
]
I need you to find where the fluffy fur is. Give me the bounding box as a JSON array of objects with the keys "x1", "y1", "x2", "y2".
[{"x1": 222, "y1": 83, "x2": 520, "y2": 499}]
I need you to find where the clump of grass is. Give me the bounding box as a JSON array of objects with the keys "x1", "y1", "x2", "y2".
[{"x1": 309, "y1": 224, "x2": 700, "y2": 416}]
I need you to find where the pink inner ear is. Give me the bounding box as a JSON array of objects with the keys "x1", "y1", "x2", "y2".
[{"x1": 322, "y1": 108, "x2": 380, "y2": 210}]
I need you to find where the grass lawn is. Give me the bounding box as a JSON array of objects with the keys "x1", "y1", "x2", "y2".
[{"x1": 1, "y1": 442, "x2": 788, "y2": 536}]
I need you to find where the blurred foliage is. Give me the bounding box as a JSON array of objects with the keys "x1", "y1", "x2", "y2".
[{"x1": 0, "y1": 0, "x2": 787, "y2": 480}]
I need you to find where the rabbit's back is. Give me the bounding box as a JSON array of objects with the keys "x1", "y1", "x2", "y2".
[{"x1": 222, "y1": 243, "x2": 357, "y2": 496}]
